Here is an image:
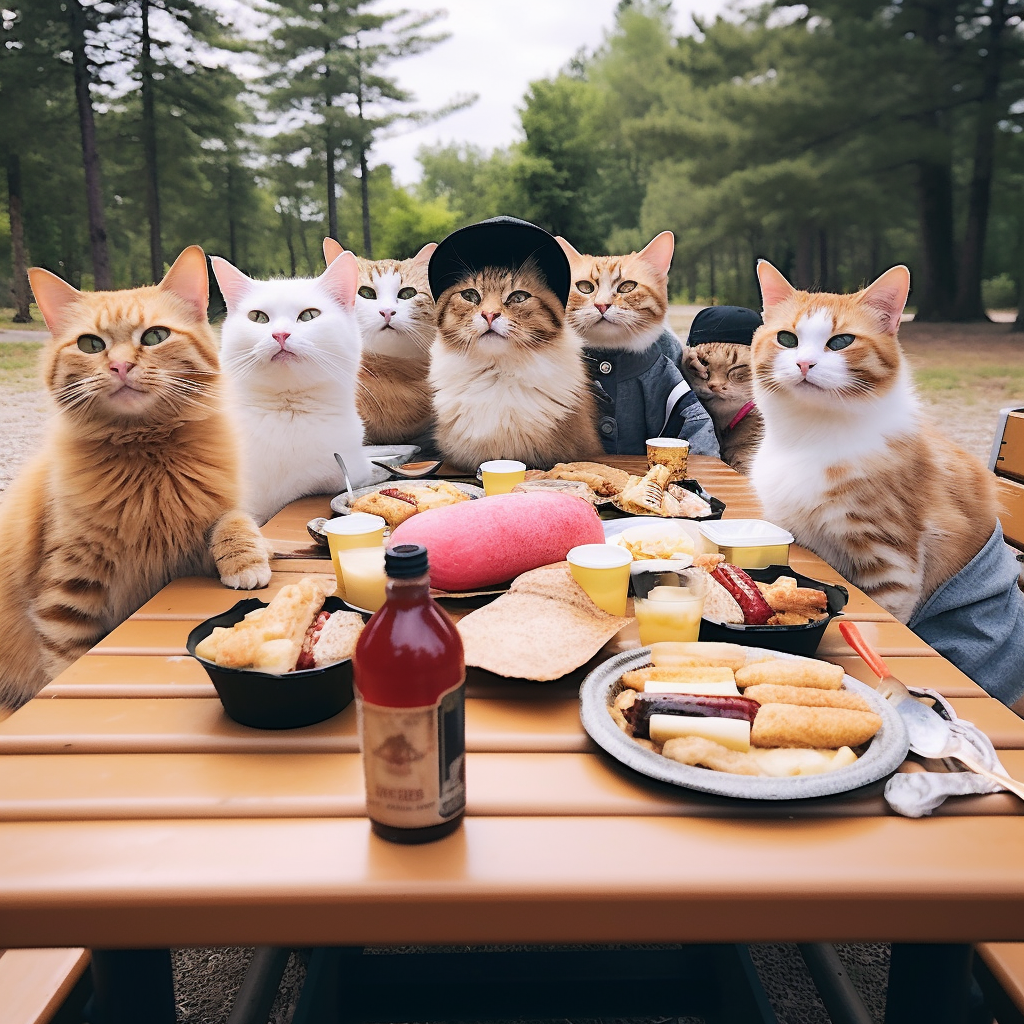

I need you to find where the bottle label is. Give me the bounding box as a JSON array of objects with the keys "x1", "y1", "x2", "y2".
[{"x1": 356, "y1": 680, "x2": 466, "y2": 829}]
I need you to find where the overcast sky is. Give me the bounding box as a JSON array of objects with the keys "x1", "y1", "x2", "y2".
[{"x1": 371, "y1": 0, "x2": 732, "y2": 183}]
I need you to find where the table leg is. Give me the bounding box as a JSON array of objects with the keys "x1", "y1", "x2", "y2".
[
  {"x1": 885, "y1": 944, "x2": 973, "y2": 1024},
  {"x1": 89, "y1": 948, "x2": 176, "y2": 1024}
]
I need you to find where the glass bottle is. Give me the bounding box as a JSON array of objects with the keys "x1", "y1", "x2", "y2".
[{"x1": 353, "y1": 543, "x2": 466, "y2": 843}]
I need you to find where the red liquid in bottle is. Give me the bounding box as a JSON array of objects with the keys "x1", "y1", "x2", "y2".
[{"x1": 353, "y1": 543, "x2": 466, "y2": 844}]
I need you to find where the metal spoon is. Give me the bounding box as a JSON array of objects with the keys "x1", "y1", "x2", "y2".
[{"x1": 333, "y1": 452, "x2": 354, "y2": 504}]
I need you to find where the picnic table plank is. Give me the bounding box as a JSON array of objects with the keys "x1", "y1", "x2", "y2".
[
  {"x1": 0, "y1": 697, "x2": 593, "y2": 755},
  {"x1": 131, "y1": 573, "x2": 334, "y2": 619},
  {"x1": 3, "y1": 815, "x2": 1024, "y2": 949},
  {"x1": 40, "y1": 655, "x2": 213, "y2": 698},
  {"x1": 0, "y1": 750, "x2": 1020, "y2": 823},
  {"x1": 815, "y1": 618, "x2": 939, "y2": 658},
  {"x1": 825, "y1": 656, "x2": 986, "y2": 697},
  {"x1": 947, "y1": 698, "x2": 1024, "y2": 748}
]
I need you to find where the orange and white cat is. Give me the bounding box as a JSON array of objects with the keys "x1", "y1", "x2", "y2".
[
  {"x1": 430, "y1": 262, "x2": 603, "y2": 471},
  {"x1": 750, "y1": 261, "x2": 996, "y2": 623},
  {"x1": 323, "y1": 237, "x2": 436, "y2": 445},
  {"x1": 0, "y1": 247, "x2": 270, "y2": 707}
]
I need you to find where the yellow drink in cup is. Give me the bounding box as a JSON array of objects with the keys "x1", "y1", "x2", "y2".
[
  {"x1": 566, "y1": 544, "x2": 633, "y2": 616},
  {"x1": 633, "y1": 573, "x2": 707, "y2": 645},
  {"x1": 337, "y1": 546, "x2": 388, "y2": 612},
  {"x1": 480, "y1": 459, "x2": 527, "y2": 496},
  {"x1": 322, "y1": 514, "x2": 387, "y2": 597}
]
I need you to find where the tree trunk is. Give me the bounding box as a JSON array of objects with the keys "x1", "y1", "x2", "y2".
[
  {"x1": 226, "y1": 162, "x2": 238, "y2": 265},
  {"x1": 795, "y1": 224, "x2": 815, "y2": 290},
  {"x1": 67, "y1": 0, "x2": 112, "y2": 289},
  {"x1": 140, "y1": 0, "x2": 162, "y2": 282},
  {"x1": 1012, "y1": 207, "x2": 1024, "y2": 333},
  {"x1": 326, "y1": 122, "x2": 338, "y2": 243},
  {"x1": 6, "y1": 154, "x2": 32, "y2": 322},
  {"x1": 914, "y1": 159, "x2": 958, "y2": 319},
  {"x1": 708, "y1": 245, "x2": 716, "y2": 302},
  {"x1": 818, "y1": 228, "x2": 829, "y2": 292},
  {"x1": 953, "y1": 0, "x2": 1008, "y2": 321},
  {"x1": 355, "y1": 40, "x2": 372, "y2": 258},
  {"x1": 283, "y1": 213, "x2": 297, "y2": 277}
]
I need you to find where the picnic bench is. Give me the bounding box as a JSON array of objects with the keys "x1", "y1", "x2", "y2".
[{"x1": 1, "y1": 454, "x2": 1022, "y2": 1024}]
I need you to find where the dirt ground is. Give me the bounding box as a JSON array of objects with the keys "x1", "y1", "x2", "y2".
[{"x1": 0, "y1": 316, "x2": 1018, "y2": 1024}]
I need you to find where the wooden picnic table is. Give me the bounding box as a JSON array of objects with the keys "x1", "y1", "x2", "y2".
[{"x1": 1, "y1": 454, "x2": 1022, "y2": 1022}]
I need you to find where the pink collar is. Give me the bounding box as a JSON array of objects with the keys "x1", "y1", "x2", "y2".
[{"x1": 725, "y1": 400, "x2": 756, "y2": 432}]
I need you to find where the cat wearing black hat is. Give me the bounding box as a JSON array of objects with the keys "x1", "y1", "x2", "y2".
[
  {"x1": 680, "y1": 306, "x2": 764, "y2": 475},
  {"x1": 428, "y1": 217, "x2": 604, "y2": 471}
]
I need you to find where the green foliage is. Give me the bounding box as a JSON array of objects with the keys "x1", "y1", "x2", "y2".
[{"x1": 983, "y1": 274, "x2": 1018, "y2": 310}]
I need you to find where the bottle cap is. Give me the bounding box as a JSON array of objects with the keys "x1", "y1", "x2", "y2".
[{"x1": 385, "y1": 543, "x2": 429, "y2": 579}]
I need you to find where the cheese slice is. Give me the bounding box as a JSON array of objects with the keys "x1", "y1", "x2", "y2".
[
  {"x1": 644, "y1": 681, "x2": 741, "y2": 696},
  {"x1": 648, "y1": 714, "x2": 751, "y2": 752}
]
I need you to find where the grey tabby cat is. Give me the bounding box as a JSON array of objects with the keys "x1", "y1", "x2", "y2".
[{"x1": 680, "y1": 306, "x2": 764, "y2": 475}]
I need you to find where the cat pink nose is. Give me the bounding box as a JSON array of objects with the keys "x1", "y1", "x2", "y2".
[
  {"x1": 798, "y1": 360, "x2": 816, "y2": 376},
  {"x1": 272, "y1": 332, "x2": 290, "y2": 348},
  {"x1": 380, "y1": 309, "x2": 395, "y2": 324},
  {"x1": 596, "y1": 303, "x2": 610, "y2": 314},
  {"x1": 482, "y1": 311, "x2": 499, "y2": 326},
  {"x1": 109, "y1": 361, "x2": 134, "y2": 381}
]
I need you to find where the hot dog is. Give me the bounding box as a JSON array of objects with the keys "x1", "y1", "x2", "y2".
[{"x1": 710, "y1": 564, "x2": 774, "y2": 625}]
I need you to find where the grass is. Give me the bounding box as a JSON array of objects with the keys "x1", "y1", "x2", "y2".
[
  {"x1": 0, "y1": 341, "x2": 44, "y2": 391},
  {"x1": 913, "y1": 365, "x2": 1024, "y2": 395},
  {"x1": 0, "y1": 306, "x2": 49, "y2": 331}
]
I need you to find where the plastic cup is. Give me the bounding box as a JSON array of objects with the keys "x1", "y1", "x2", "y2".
[
  {"x1": 480, "y1": 459, "x2": 527, "y2": 496},
  {"x1": 322, "y1": 514, "x2": 386, "y2": 595},
  {"x1": 337, "y1": 546, "x2": 387, "y2": 612},
  {"x1": 633, "y1": 569, "x2": 707, "y2": 645},
  {"x1": 566, "y1": 544, "x2": 633, "y2": 616},
  {"x1": 646, "y1": 437, "x2": 689, "y2": 481}
]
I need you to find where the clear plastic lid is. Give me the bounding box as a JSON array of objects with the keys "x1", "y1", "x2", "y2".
[{"x1": 698, "y1": 518, "x2": 795, "y2": 547}]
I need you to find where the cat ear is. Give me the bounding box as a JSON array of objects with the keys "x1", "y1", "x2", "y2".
[
  {"x1": 323, "y1": 237, "x2": 345, "y2": 265},
  {"x1": 27, "y1": 268, "x2": 82, "y2": 333},
  {"x1": 412, "y1": 242, "x2": 437, "y2": 266},
  {"x1": 637, "y1": 231, "x2": 674, "y2": 276},
  {"x1": 209, "y1": 256, "x2": 254, "y2": 312},
  {"x1": 756, "y1": 260, "x2": 796, "y2": 313},
  {"x1": 319, "y1": 249, "x2": 359, "y2": 308},
  {"x1": 556, "y1": 236, "x2": 583, "y2": 261},
  {"x1": 860, "y1": 265, "x2": 910, "y2": 334},
  {"x1": 160, "y1": 246, "x2": 209, "y2": 320}
]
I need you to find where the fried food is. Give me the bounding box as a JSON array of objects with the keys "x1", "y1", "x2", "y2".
[
  {"x1": 648, "y1": 641, "x2": 749, "y2": 672},
  {"x1": 350, "y1": 481, "x2": 469, "y2": 529},
  {"x1": 741, "y1": 683, "x2": 873, "y2": 713},
  {"x1": 757, "y1": 577, "x2": 828, "y2": 617},
  {"x1": 526, "y1": 462, "x2": 630, "y2": 497},
  {"x1": 735, "y1": 660, "x2": 844, "y2": 690},
  {"x1": 311, "y1": 611, "x2": 365, "y2": 668},
  {"x1": 620, "y1": 665, "x2": 736, "y2": 691},
  {"x1": 661, "y1": 737, "x2": 858, "y2": 777},
  {"x1": 512, "y1": 479, "x2": 600, "y2": 505},
  {"x1": 750, "y1": 703, "x2": 882, "y2": 749},
  {"x1": 617, "y1": 465, "x2": 671, "y2": 515}
]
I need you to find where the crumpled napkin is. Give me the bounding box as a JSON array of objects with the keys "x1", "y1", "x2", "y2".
[{"x1": 884, "y1": 687, "x2": 1010, "y2": 817}]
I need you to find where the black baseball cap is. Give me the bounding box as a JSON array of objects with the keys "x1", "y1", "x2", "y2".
[
  {"x1": 428, "y1": 216, "x2": 571, "y2": 308},
  {"x1": 686, "y1": 305, "x2": 763, "y2": 346}
]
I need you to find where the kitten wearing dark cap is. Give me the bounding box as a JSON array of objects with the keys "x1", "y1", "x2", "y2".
[
  {"x1": 680, "y1": 306, "x2": 764, "y2": 475},
  {"x1": 428, "y1": 219, "x2": 603, "y2": 471}
]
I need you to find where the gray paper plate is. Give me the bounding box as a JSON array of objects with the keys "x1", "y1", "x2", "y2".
[{"x1": 579, "y1": 646, "x2": 909, "y2": 800}]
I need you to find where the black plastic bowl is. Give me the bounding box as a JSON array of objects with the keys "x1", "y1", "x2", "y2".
[
  {"x1": 697, "y1": 565, "x2": 848, "y2": 656},
  {"x1": 186, "y1": 596, "x2": 358, "y2": 729},
  {"x1": 609, "y1": 478, "x2": 725, "y2": 521}
]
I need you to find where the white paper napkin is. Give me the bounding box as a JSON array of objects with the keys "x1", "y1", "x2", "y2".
[{"x1": 884, "y1": 688, "x2": 1010, "y2": 817}]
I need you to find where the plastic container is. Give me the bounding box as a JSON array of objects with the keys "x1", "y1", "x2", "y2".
[
  {"x1": 698, "y1": 518, "x2": 795, "y2": 568},
  {"x1": 186, "y1": 596, "x2": 358, "y2": 729},
  {"x1": 698, "y1": 565, "x2": 848, "y2": 656}
]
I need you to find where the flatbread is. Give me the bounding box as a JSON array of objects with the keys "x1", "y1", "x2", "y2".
[{"x1": 457, "y1": 563, "x2": 628, "y2": 681}]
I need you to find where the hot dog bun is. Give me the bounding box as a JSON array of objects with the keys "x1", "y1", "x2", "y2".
[{"x1": 389, "y1": 491, "x2": 605, "y2": 591}]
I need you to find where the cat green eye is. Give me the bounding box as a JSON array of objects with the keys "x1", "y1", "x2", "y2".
[
  {"x1": 617, "y1": 280, "x2": 637, "y2": 294},
  {"x1": 140, "y1": 326, "x2": 170, "y2": 346},
  {"x1": 357, "y1": 286, "x2": 376, "y2": 300},
  {"x1": 826, "y1": 333, "x2": 855, "y2": 351},
  {"x1": 397, "y1": 287, "x2": 417, "y2": 300},
  {"x1": 505, "y1": 290, "x2": 530, "y2": 305},
  {"x1": 777, "y1": 331, "x2": 799, "y2": 348},
  {"x1": 77, "y1": 334, "x2": 105, "y2": 354},
  {"x1": 575, "y1": 280, "x2": 595, "y2": 294},
  {"x1": 460, "y1": 288, "x2": 481, "y2": 304},
  {"x1": 248, "y1": 310, "x2": 269, "y2": 324},
  {"x1": 297, "y1": 308, "x2": 321, "y2": 322}
]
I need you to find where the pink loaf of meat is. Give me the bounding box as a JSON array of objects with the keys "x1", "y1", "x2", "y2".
[{"x1": 388, "y1": 491, "x2": 604, "y2": 591}]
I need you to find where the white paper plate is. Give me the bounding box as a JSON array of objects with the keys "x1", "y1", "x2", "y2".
[
  {"x1": 330, "y1": 479, "x2": 484, "y2": 516},
  {"x1": 579, "y1": 645, "x2": 908, "y2": 800}
]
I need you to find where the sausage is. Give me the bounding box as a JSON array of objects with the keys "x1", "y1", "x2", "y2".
[
  {"x1": 711, "y1": 565, "x2": 774, "y2": 625},
  {"x1": 623, "y1": 693, "x2": 760, "y2": 739}
]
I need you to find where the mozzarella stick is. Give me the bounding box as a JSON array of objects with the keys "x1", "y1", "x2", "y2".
[
  {"x1": 750, "y1": 703, "x2": 882, "y2": 749},
  {"x1": 620, "y1": 666, "x2": 736, "y2": 691},
  {"x1": 735, "y1": 660, "x2": 844, "y2": 690},
  {"x1": 741, "y1": 683, "x2": 872, "y2": 713},
  {"x1": 649, "y1": 642, "x2": 747, "y2": 672}
]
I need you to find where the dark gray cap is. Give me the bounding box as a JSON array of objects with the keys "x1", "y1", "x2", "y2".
[{"x1": 686, "y1": 305, "x2": 763, "y2": 346}]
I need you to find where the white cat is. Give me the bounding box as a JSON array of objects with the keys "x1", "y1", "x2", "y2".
[{"x1": 211, "y1": 252, "x2": 377, "y2": 526}]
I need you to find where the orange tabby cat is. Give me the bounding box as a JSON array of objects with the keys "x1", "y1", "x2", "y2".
[
  {"x1": 750, "y1": 260, "x2": 996, "y2": 622},
  {"x1": 0, "y1": 246, "x2": 271, "y2": 707},
  {"x1": 430, "y1": 262, "x2": 603, "y2": 470}
]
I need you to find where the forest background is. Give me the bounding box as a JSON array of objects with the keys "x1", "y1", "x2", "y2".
[{"x1": 3, "y1": 0, "x2": 1024, "y2": 325}]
